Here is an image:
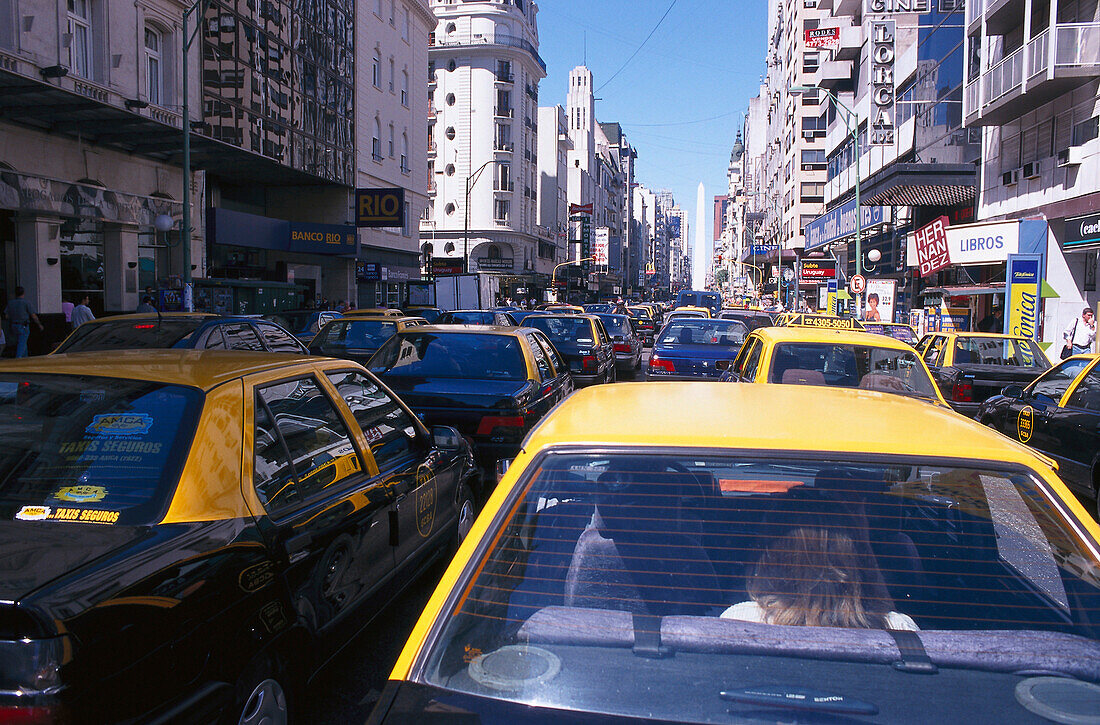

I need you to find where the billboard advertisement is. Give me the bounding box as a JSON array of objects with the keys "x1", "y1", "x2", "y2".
[
  {"x1": 594, "y1": 227, "x2": 610, "y2": 267},
  {"x1": 1005, "y1": 254, "x2": 1042, "y2": 340},
  {"x1": 805, "y1": 27, "x2": 841, "y2": 50},
  {"x1": 864, "y1": 279, "x2": 897, "y2": 323}
]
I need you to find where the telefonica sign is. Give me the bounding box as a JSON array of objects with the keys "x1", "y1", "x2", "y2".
[{"x1": 804, "y1": 198, "x2": 888, "y2": 251}]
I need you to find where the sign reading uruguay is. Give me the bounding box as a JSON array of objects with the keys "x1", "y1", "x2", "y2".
[{"x1": 805, "y1": 199, "x2": 888, "y2": 251}]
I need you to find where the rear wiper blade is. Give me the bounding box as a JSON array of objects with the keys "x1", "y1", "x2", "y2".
[{"x1": 720, "y1": 686, "x2": 879, "y2": 716}]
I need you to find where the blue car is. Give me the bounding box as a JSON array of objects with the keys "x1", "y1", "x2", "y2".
[{"x1": 646, "y1": 317, "x2": 749, "y2": 380}]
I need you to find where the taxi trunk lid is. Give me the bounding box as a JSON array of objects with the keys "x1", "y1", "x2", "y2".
[
  {"x1": 654, "y1": 344, "x2": 739, "y2": 378},
  {"x1": 379, "y1": 377, "x2": 534, "y2": 435},
  {"x1": 952, "y1": 364, "x2": 1047, "y2": 404}
]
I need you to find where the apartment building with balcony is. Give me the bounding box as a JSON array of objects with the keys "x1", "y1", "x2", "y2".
[
  {"x1": 422, "y1": 0, "x2": 546, "y2": 300},
  {"x1": 810, "y1": 0, "x2": 977, "y2": 320},
  {"x1": 965, "y1": 0, "x2": 1100, "y2": 337},
  {"x1": 535, "y1": 104, "x2": 570, "y2": 279}
]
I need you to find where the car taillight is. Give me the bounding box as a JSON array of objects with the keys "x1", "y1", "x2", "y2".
[
  {"x1": 133, "y1": 324, "x2": 156, "y2": 330},
  {"x1": 952, "y1": 379, "x2": 973, "y2": 402},
  {"x1": 0, "y1": 706, "x2": 68, "y2": 724},
  {"x1": 476, "y1": 416, "x2": 525, "y2": 437},
  {"x1": 614, "y1": 343, "x2": 631, "y2": 353},
  {"x1": 649, "y1": 355, "x2": 675, "y2": 373},
  {"x1": 582, "y1": 355, "x2": 597, "y2": 371}
]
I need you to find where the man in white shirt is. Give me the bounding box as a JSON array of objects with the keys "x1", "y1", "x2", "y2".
[
  {"x1": 1064, "y1": 307, "x2": 1096, "y2": 356},
  {"x1": 71, "y1": 295, "x2": 95, "y2": 328}
]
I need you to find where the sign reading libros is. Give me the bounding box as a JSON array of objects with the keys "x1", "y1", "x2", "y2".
[{"x1": 355, "y1": 188, "x2": 405, "y2": 228}]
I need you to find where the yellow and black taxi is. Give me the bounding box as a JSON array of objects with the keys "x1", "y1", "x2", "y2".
[
  {"x1": 978, "y1": 354, "x2": 1100, "y2": 517},
  {"x1": 723, "y1": 323, "x2": 948, "y2": 406},
  {"x1": 366, "y1": 326, "x2": 573, "y2": 482},
  {"x1": 917, "y1": 332, "x2": 1051, "y2": 416},
  {"x1": 53, "y1": 313, "x2": 308, "y2": 354},
  {"x1": 371, "y1": 384, "x2": 1100, "y2": 724},
  {"x1": 308, "y1": 315, "x2": 428, "y2": 365},
  {"x1": 0, "y1": 351, "x2": 478, "y2": 723},
  {"x1": 667, "y1": 305, "x2": 711, "y2": 320},
  {"x1": 344, "y1": 308, "x2": 405, "y2": 318}
]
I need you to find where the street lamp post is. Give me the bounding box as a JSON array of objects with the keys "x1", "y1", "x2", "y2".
[
  {"x1": 464, "y1": 159, "x2": 502, "y2": 274},
  {"x1": 551, "y1": 257, "x2": 596, "y2": 301},
  {"x1": 180, "y1": 0, "x2": 210, "y2": 312},
  {"x1": 790, "y1": 85, "x2": 861, "y2": 319}
]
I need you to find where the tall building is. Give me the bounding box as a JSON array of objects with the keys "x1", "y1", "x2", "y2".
[
  {"x1": 422, "y1": 0, "x2": 546, "y2": 300},
  {"x1": 964, "y1": 0, "x2": 1100, "y2": 341},
  {"x1": 536, "y1": 104, "x2": 571, "y2": 281}
]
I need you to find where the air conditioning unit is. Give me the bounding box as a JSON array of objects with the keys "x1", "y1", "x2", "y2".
[
  {"x1": 1057, "y1": 147, "x2": 1084, "y2": 167},
  {"x1": 1022, "y1": 161, "x2": 1041, "y2": 179},
  {"x1": 802, "y1": 130, "x2": 816, "y2": 140},
  {"x1": 1001, "y1": 168, "x2": 1021, "y2": 186}
]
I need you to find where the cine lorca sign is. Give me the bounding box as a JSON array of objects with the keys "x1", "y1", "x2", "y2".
[{"x1": 870, "y1": 20, "x2": 896, "y2": 146}]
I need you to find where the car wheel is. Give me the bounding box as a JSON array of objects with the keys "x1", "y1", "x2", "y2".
[{"x1": 231, "y1": 659, "x2": 290, "y2": 725}]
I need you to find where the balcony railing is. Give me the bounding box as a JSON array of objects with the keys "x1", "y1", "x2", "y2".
[
  {"x1": 429, "y1": 32, "x2": 547, "y2": 72},
  {"x1": 983, "y1": 45, "x2": 1023, "y2": 105},
  {"x1": 1027, "y1": 28, "x2": 1049, "y2": 79},
  {"x1": 1055, "y1": 22, "x2": 1100, "y2": 67}
]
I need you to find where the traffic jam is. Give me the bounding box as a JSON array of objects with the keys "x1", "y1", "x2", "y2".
[{"x1": 1, "y1": 294, "x2": 1098, "y2": 724}]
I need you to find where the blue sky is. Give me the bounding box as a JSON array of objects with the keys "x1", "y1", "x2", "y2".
[{"x1": 536, "y1": 0, "x2": 769, "y2": 245}]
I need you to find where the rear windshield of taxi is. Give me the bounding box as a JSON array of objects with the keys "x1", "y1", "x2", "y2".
[
  {"x1": 659, "y1": 319, "x2": 748, "y2": 347},
  {"x1": 369, "y1": 332, "x2": 526, "y2": 380},
  {"x1": 317, "y1": 319, "x2": 396, "y2": 349},
  {"x1": 863, "y1": 323, "x2": 919, "y2": 345},
  {"x1": 443, "y1": 311, "x2": 495, "y2": 325},
  {"x1": 0, "y1": 374, "x2": 202, "y2": 526},
  {"x1": 418, "y1": 452, "x2": 1100, "y2": 720},
  {"x1": 954, "y1": 337, "x2": 1050, "y2": 369},
  {"x1": 525, "y1": 316, "x2": 596, "y2": 345},
  {"x1": 55, "y1": 319, "x2": 206, "y2": 352},
  {"x1": 769, "y1": 342, "x2": 939, "y2": 400}
]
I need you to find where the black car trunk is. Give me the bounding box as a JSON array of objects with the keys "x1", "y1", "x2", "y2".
[
  {"x1": 379, "y1": 377, "x2": 534, "y2": 438},
  {"x1": 956, "y1": 364, "x2": 1047, "y2": 403}
]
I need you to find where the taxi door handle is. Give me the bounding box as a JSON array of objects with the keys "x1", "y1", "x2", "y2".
[{"x1": 284, "y1": 532, "x2": 313, "y2": 564}]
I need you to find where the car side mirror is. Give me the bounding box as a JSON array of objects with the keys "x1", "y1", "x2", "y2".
[
  {"x1": 431, "y1": 425, "x2": 464, "y2": 451},
  {"x1": 1001, "y1": 384, "x2": 1025, "y2": 399}
]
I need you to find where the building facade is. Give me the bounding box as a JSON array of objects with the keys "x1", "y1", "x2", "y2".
[{"x1": 422, "y1": 0, "x2": 547, "y2": 300}]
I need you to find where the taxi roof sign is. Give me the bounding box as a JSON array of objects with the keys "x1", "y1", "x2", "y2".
[{"x1": 780, "y1": 313, "x2": 865, "y2": 330}]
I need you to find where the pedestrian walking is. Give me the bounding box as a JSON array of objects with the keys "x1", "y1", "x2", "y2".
[
  {"x1": 71, "y1": 295, "x2": 95, "y2": 328},
  {"x1": 3, "y1": 286, "x2": 43, "y2": 358},
  {"x1": 137, "y1": 296, "x2": 157, "y2": 313},
  {"x1": 1063, "y1": 307, "x2": 1096, "y2": 358}
]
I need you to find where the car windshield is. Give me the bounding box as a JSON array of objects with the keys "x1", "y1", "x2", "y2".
[
  {"x1": 525, "y1": 316, "x2": 596, "y2": 345},
  {"x1": 446, "y1": 311, "x2": 495, "y2": 325},
  {"x1": 769, "y1": 343, "x2": 939, "y2": 400},
  {"x1": 419, "y1": 452, "x2": 1100, "y2": 721},
  {"x1": 659, "y1": 319, "x2": 749, "y2": 346},
  {"x1": 369, "y1": 332, "x2": 526, "y2": 380},
  {"x1": 883, "y1": 325, "x2": 919, "y2": 345},
  {"x1": 584, "y1": 304, "x2": 613, "y2": 313},
  {"x1": 55, "y1": 319, "x2": 207, "y2": 352},
  {"x1": 1029, "y1": 358, "x2": 1093, "y2": 400},
  {"x1": 0, "y1": 374, "x2": 202, "y2": 526},
  {"x1": 511, "y1": 310, "x2": 546, "y2": 324},
  {"x1": 955, "y1": 337, "x2": 1050, "y2": 368},
  {"x1": 317, "y1": 320, "x2": 397, "y2": 349},
  {"x1": 627, "y1": 308, "x2": 650, "y2": 319}
]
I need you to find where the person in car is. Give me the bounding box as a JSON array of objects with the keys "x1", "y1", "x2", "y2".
[{"x1": 720, "y1": 527, "x2": 918, "y2": 631}]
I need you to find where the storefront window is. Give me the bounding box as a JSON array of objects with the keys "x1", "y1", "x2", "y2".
[
  {"x1": 137, "y1": 232, "x2": 168, "y2": 291},
  {"x1": 60, "y1": 221, "x2": 104, "y2": 315}
]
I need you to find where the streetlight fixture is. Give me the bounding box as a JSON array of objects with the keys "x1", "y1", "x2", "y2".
[
  {"x1": 464, "y1": 159, "x2": 503, "y2": 274},
  {"x1": 180, "y1": 0, "x2": 211, "y2": 311},
  {"x1": 790, "y1": 85, "x2": 861, "y2": 319}
]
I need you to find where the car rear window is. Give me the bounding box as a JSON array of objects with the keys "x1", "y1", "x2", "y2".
[
  {"x1": 769, "y1": 342, "x2": 939, "y2": 400},
  {"x1": 55, "y1": 319, "x2": 206, "y2": 352},
  {"x1": 369, "y1": 332, "x2": 526, "y2": 380},
  {"x1": 0, "y1": 375, "x2": 202, "y2": 526},
  {"x1": 659, "y1": 320, "x2": 748, "y2": 346},
  {"x1": 446, "y1": 312, "x2": 495, "y2": 325},
  {"x1": 418, "y1": 452, "x2": 1100, "y2": 720},
  {"x1": 319, "y1": 320, "x2": 397, "y2": 349},
  {"x1": 525, "y1": 317, "x2": 596, "y2": 345},
  {"x1": 595, "y1": 315, "x2": 632, "y2": 337},
  {"x1": 954, "y1": 337, "x2": 1050, "y2": 368}
]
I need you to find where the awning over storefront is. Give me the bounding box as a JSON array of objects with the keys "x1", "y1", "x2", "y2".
[
  {"x1": 859, "y1": 163, "x2": 976, "y2": 208},
  {"x1": 921, "y1": 284, "x2": 1005, "y2": 297}
]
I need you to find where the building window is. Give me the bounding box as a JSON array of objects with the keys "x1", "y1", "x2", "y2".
[
  {"x1": 401, "y1": 70, "x2": 409, "y2": 106},
  {"x1": 494, "y1": 199, "x2": 510, "y2": 223},
  {"x1": 389, "y1": 58, "x2": 395, "y2": 91},
  {"x1": 144, "y1": 26, "x2": 163, "y2": 105},
  {"x1": 496, "y1": 163, "x2": 511, "y2": 190},
  {"x1": 800, "y1": 181, "x2": 824, "y2": 202},
  {"x1": 496, "y1": 60, "x2": 512, "y2": 82},
  {"x1": 373, "y1": 118, "x2": 382, "y2": 161},
  {"x1": 402, "y1": 6, "x2": 410, "y2": 42},
  {"x1": 1073, "y1": 116, "x2": 1099, "y2": 147},
  {"x1": 372, "y1": 51, "x2": 381, "y2": 88},
  {"x1": 388, "y1": 124, "x2": 395, "y2": 157},
  {"x1": 803, "y1": 52, "x2": 819, "y2": 74},
  {"x1": 68, "y1": 0, "x2": 94, "y2": 80},
  {"x1": 376, "y1": 0, "x2": 383, "y2": 16},
  {"x1": 401, "y1": 133, "x2": 409, "y2": 173},
  {"x1": 389, "y1": 0, "x2": 395, "y2": 25}
]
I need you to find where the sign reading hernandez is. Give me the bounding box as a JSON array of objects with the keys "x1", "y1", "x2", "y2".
[
  {"x1": 870, "y1": 20, "x2": 896, "y2": 146},
  {"x1": 355, "y1": 188, "x2": 405, "y2": 228},
  {"x1": 913, "y1": 216, "x2": 951, "y2": 277}
]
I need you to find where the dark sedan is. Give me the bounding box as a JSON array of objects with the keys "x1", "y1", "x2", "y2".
[
  {"x1": 718, "y1": 308, "x2": 776, "y2": 331},
  {"x1": 919, "y1": 332, "x2": 1051, "y2": 416},
  {"x1": 524, "y1": 314, "x2": 617, "y2": 386},
  {"x1": 646, "y1": 317, "x2": 749, "y2": 380},
  {"x1": 367, "y1": 327, "x2": 573, "y2": 483},
  {"x1": 978, "y1": 353, "x2": 1100, "y2": 517},
  {"x1": 53, "y1": 313, "x2": 307, "y2": 354},
  {"x1": 594, "y1": 313, "x2": 644, "y2": 378},
  {"x1": 308, "y1": 316, "x2": 428, "y2": 365},
  {"x1": 262, "y1": 309, "x2": 342, "y2": 341},
  {"x1": 436, "y1": 310, "x2": 517, "y2": 326}
]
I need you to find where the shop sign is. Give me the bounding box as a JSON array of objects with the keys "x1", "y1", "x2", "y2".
[
  {"x1": 869, "y1": 20, "x2": 896, "y2": 147},
  {"x1": 356, "y1": 262, "x2": 382, "y2": 282},
  {"x1": 805, "y1": 27, "x2": 841, "y2": 51},
  {"x1": 865, "y1": 0, "x2": 930, "y2": 14},
  {"x1": 288, "y1": 222, "x2": 356, "y2": 255},
  {"x1": 864, "y1": 278, "x2": 897, "y2": 323},
  {"x1": 805, "y1": 199, "x2": 888, "y2": 251},
  {"x1": 947, "y1": 220, "x2": 1019, "y2": 265},
  {"x1": 432, "y1": 258, "x2": 464, "y2": 276},
  {"x1": 747, "y1": 243, "x2": 780, "y2": 257},
  {"x1": 355, "y1": 188, "x2": 405, "y2": 228},
  {"x1": 913, "y1": 216, "x2": 951, "y2": 277},
  {"x1": 1005, "y1": 254, "x2": 1042, "y2": 340},
  {"x1": 800, "y1": 259, "x2": 837, "y2": 281},
  {"x1": 594, "y1": 227, "x2": 610, "y2": 267},
  {"x1": 1064, "y1": 211, "x2": 1100, "y2": 251},
  {"x1": 476, "y1": 257, "x2": 514, "y2": 271}
]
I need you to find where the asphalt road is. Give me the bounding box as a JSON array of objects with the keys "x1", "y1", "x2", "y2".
[{"x1": 305, "y1": 342, "x2": 653, "y2": 723}]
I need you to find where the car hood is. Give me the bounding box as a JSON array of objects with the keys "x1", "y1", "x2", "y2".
[{"x1": 0, "y1": 521, "x2": 151, "y2": 603}]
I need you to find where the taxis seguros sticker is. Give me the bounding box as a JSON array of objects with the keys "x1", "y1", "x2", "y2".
[{"x1": 85, "y1": 413, "x2": 154, "y2": 437}]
